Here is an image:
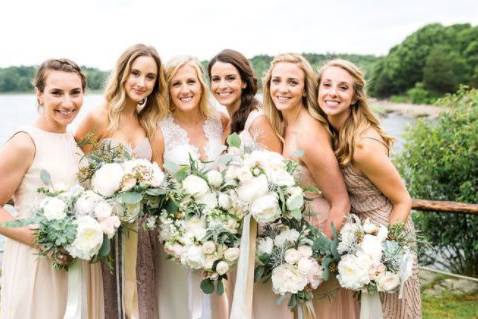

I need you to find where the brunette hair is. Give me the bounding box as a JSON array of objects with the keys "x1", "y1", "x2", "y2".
[{"x1": 34, "y1": 58, "x2": 86, "y2": 92}]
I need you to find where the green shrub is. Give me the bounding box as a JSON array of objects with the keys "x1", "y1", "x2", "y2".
[
  {"x1": 396, "y1": 88, "x2": 478, "y2": 276},
  {"x1": 406, "y1": 82, "x2": 437, "y2": 104}
]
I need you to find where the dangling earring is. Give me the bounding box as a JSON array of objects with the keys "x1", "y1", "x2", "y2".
[{"x1": 137, "y1": 97, "x2": 148, "y2": 113}]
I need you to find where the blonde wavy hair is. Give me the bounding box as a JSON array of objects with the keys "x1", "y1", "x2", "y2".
[
  {"x1": 317, "y1": 59, "x2": 394, "y2": 166},
  {"x1": 262, "y1": 53, "x2": 328, "y2": 137},
  {"x1": 104, "y1": 43, "x2": 168, "y2": 139},
  {"x1": 165, "y1": 56, "x2": 217, "y2": 119}
]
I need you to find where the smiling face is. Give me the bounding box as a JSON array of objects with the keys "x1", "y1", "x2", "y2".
[
  {"x1": 318, "y1": 66, "x2": 356, "y2": 122},
  {"x1": 210, "y1": 61, "x2": 245, "y2": 110},
  {"x1": 36, "y1": 70, "x2": 84, "y2": 131},
  {"x1": 169, "y1": 63, "x2": 202, "y2": 112},
  {"x1": 269, "y1": 62, "x2": 305, "y2": 113},
  {"x1": 124, "y1": 55, "x2": 158, "y2": 103}
]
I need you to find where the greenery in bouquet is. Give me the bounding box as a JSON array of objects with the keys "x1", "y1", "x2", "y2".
[
  {"x1": 158, "y1": 155, "x2": 242, "y2": 295},
  {"x1": 336, "y1": 214, "x2": 415, "y2": 295},
  {"x1": 254, "y1": 220, "x2": 339, "y2": 310},
  {"x1": 4, "y1": 170, "x2": 120, "y2": 270}
]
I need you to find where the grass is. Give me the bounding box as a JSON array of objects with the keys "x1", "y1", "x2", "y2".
[{"x1": 422, "y1": 291, "x2": 478, "y2": 319}]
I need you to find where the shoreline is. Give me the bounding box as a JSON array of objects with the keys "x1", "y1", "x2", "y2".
[{"x1": 370, "y1": 98, "x2": 447, "y2": 119}]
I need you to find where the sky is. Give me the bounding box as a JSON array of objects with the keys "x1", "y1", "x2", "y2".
[{"x1": 1, "y1": 0, "x2": 477, "y2": 70}]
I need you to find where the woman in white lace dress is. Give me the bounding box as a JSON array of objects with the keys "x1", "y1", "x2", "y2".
[{"x1": 157, "y1": 56, "x2": 229, "y2": 319}]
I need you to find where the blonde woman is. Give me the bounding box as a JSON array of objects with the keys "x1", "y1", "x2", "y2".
[
  {"x1": 259, "y1": 53, "x2": 357, "y2": 319},
  {"x1": 0, "y1": 59, "x2": 103, "y2": 318},
  {"x1": 317, "y1": 59, "x2": 421, "y2": 319},
  {"x1": 156, "y1": 56, "x2": 229, "y2": 319},
  {"x1": 75, "y1": 44, "x2": 168, "y2": 319}
]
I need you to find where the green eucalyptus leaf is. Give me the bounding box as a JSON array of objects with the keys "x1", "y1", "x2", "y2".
[
  {"x1": 98, "y1": 234, "x2": 111, "y2": 257},
  {"x1": 200, "y1": 278, "x2": 215, "y2": 294},
  {"x1": 227, "y1": 133, "x2": 241, "y2": 148},
  {"x1": 40, "y1": 169, "x2": 52, "y2": 186},
  {"x1": 120, "y1": 192, "x2": 143, "y2": 204},
  {"x1": 216, "y1": 279, "x2": 225, "y2": 295}
]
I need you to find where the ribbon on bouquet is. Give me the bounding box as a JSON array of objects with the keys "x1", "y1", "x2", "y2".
[
  {"x1": 230, "y1": 214, "x2": 257, "y2": 319},
  {"x1": 188, "y1": 270, "x2": 205, "y2": 319},
  {"x1": 360, "y1": 292, "x2": 383, "y2": 319},
  {"x1": 64, "y1": 261, "x2": 88, "y2": 319},
  {"x1": 296, "y1": 301, "x2": 317, "y2": 319},
  {"x1": 121, "y1": 222, "x2": 140, "y2": 319}
]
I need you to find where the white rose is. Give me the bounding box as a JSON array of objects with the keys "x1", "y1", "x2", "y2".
[
  {"x1": 167, "y1": 144, "x2": 199, "y2": 166},
  {"x1": 198, "y1": 193, "x2": 218, "y2": 212},
  {"x1": 274, "y1": 228, "x2": 300, "y2": 247},
  {"x1": 376, "y1": 271, "x2": 400, "y2": 292},
  {"x1": 297, "y1": 245, "x2": 313, "y2": 258},
  {"x1": 182, "y1": 175, "x2": 210, "y2": 197},
  {"x1": 257, "y1": 237, "x2": 274, "y2": 255},
  {"x1": 237, "y1": 174, "x2": 269, "y2": 203},
  {"x1": 164, "y1": 242, "x2": 185, "y2": 258},
  {"x1": 218, "y1": 193, "x2": 232, "y2": 210},
  {"x1": 67, "y1": 216, "x2": 104, "y2": 260},
  {"x1": 377, "y1": 225, "x2": 389, "y2": 241},
  {"x1": 297, "y1": 258, "x2": 323, "y2": 289},
  {"x1": 369, "y1": 263, "x2": 386, "y2": 280},
  {"x1": 267, "y1": 169, "x2": 295, "y2": 187},
  {"x1": 224, "y1": 165, "x2": 241, "y2": 183},
  {"x1": 150, "y1": 163, "x2": 165, "y2": 187},
  {"x1": 75, "y1": 190, "x2": 103, "y2": 216},
  {"x1": 284, "y1": 248, "x2": 301, "y2": 264},
  {"x1": 202, "y1": 241, "x2": 216, "y2": 255},
  {"x1": 185, "y1": 217, "x2": 207, "y2": 241},
  {"x1": 363, "y1": 218, "x2": 379, "y2": 234},
  {"x1": 92, "y1": 163, "x2": 124, "y2": 197},
  {"x1": 286, "y1": 187, "x2": 304, "y2": 211},
  {"x1": 224, "y1": 247, "x2": 240, "y2": 262},
  {"x1": 94, "y1": 200, "x2": 113, "y2": 221},
  {"x1": 184, "y1": 245, "x2": 205, "y2": 269},
  {"x1": 206, "y1": 170, "x2": 223, "y2": 188},
  {"x1": 100, "y1": 215, "x2": 121, "y2": 239},
  {"x1": 216, "y1": 261, "x2": 229, "y2": 275},
  {"x1": 337, "y1": 253, "x2": 372, "y2": 290},
  {"x1": 271, "y1": 263, "x2": 308, "y2": 295},
  {"x1": 251, "y1": 193, "x2": 281, "y2": 224},
  {"x1": 360, "y1": 234, "x2": 384, "y2": 264},
  {"x1": 41, "y1": 197, "x2": 67, "y2": 220}
]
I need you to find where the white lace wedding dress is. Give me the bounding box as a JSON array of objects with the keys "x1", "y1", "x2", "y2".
[{"x1": 157, "y1": 115, "x2": 227, "y2": 319}]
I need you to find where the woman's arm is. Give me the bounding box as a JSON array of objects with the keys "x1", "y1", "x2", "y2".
[
  {"x1": 0, "y1": 133, "x2": 37, "y2": 246},
  {"x1": 353, "y1": 137, "x2": 412, "y2": 225},
  {"x1": 300, "y1": 119, "x2": 350, "y2": 237},
  {"x1": 150, "y1": 127, "x2": 165, "y2": 167},
  {"x1": 74, "y1": 107, "x2": 107, "y2": 153},
  {"x1": 249, "y1": 115, "x2": 282, "y2": 153}
]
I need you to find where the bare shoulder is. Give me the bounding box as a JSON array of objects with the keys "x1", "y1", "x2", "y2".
[
  {"x1": 76, "y1": 104, "x2": 109, "y2": 141},
  {"x1": 6, "y1": 132, "x2": 36, "y2": 157},
  {"x1": 354, "y1": 128, "x2": 388, "y2": 164},
  {"x1": 297, "y1": 113, "x2": 331, "y2": 151},
  {"x1": 249, "y1": 113, "x2": 271, "y2": 130},
  {"x1": 86, "y1": 104, "x2": 109, "y2": 128}
]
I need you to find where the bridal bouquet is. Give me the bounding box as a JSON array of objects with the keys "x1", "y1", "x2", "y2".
[
  {"x1": 336, "y1": 214, "x2": 414, "y2": 295},
  {"x1": 79, "y1": 142, "x2": 168, "y2": 225},
  {"x1": 159, "y1": 156, "x2": 242, "y2": 295},
  {"x1": 255, "y1": 221, "x2": 338, "y2": 310},
  {"x1": 6, "y1": 171, "x2": 120, "y2": 270}
]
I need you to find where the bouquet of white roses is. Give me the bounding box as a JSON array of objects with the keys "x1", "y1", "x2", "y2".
[
  {"x1": 159, "y1": 156, "x2": 242, "y2": 295},
  {"x1": 80, "y1": 142, "x2": 168, "y2": 226},
  {"x1": 336, "y1": 214, "x2": 414, "y2": 295},
  {"x1": 255, "y1": 221, "x2": 338, "y2": 311},
  {"x1": 5, "y1": 170, "x2": 120, "y2": 270}
]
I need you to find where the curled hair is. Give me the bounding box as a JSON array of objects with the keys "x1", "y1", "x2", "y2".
[
  {"x1": 317, "y1": 59, "x2": 394, "y2": 166},
  {"x1": 207, "y1": 49, "x2": 259, "y2": 133},
  {"x1": 103, "y1": 43, "x2": 168, "y2": 139},
  {"x1": 166, "y1": 56, "x2": 217, "y2": 119},
  {"x1": 34, "y1": 58, "x2": 86, "y2": 92},
  {"x1": 262, "y1": 53, "x2": 328, "y2": 138}
]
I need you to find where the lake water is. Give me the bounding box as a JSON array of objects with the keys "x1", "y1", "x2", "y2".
[{"x1": 0, "y1": 94, "x2": 415, "y2": 254}]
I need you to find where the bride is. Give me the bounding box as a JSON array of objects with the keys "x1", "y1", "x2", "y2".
[{"x1": 156, "y1": 55, "x2": 229, "y2": 319}]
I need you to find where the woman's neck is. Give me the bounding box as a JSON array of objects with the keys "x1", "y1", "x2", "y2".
[
  {"x1": 173, "y1": 107, "x2": 204, "y2": 128},
  {"x1": 35, "y1": 116, "x2": 66, "y2": 133}
]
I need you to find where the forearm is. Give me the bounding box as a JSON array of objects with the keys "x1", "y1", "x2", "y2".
[
  {"x1": 0, "y1": 207, "x2": 35, "y2": 247},
  {"x1": 323, "y1": 202, "x2": 349, "y2": 236},
  {"x1": 389, "y1": 200, "x2": 412, "y2": 225}
]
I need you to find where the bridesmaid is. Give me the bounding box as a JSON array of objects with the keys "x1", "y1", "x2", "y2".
[
  {"x1": 75, "y1": 44, "x2": 168, "y2": 319},
  {"x1": 208, "y1": 49, "x2": 282, "y2": 315},
  {"x1": 0, "y1": 59, "x2": 103, "y2": 318},
  {"x1": 262, "y1": 53, "x2": 357, "y2": 318},
  {"x1": 317, "y1": 59, "x2": 421, "y2": 319},
  {"x1": 156, "y1": 55, "x2": 229, "y2": 319}
]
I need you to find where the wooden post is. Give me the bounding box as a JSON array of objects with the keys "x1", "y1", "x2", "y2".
[{"x1": 412, "y1": 199, "x2": 478, "y2": 215}]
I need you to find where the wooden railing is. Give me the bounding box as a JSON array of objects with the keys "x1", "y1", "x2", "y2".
[{"x1": 412, "y1": 199, "x2": 478, "y2": 215}]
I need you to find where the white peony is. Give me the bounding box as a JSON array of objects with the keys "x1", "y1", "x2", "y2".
[
  {"x1": 337, "y1": 253, "x2": 372, "y2": 290},
  {"x1": 164, "y1": 242, "x2": 185, "y2": 258},
  {"x1": 363, "y1": 218, "x2": 379, "y2": 234},
  {"x1": 376, "y1": 271, "x2": 400, "y2": 292},
  {"x1": 198, "y1": 193, "x2": 218, "y2": 213},
  {"x1": 224, "y1": 247, "x2": 240, "y2": 262},
  {"x1": 182, "y1": 175, "x2": 210, "y2": 197},
  {"x1": 41, "y1": 197, "x2": 67, "y2": 220},
  {"x1": 250, "y1": 193, "x2": 281, "y2": 223},
  {"x1": 94, "y1": 200, "x2": 113, "y2": 221},
  {"x1": 237, "y1": 174, "x2": 269, "y2": 203},
  {"x1": 298, "y1": 257, "x2": 323, "y2": 289},
  {"x1": 271, "y1": 263, "x2": 308, "y2": 295},
  {"x1": 297, "y1": 245, "x2": 313, "y2": 258},
  {"x1": 202, "y1": 241, "x2": 216, "y2": 255},
  {"x1": 286, "y1": 187, "x2": 304, "y2": 211},
  {"x1": 150, "y1": 163, "x2": 165, "y2": 187},
  {"x1": 274, "y1": 228, "x2": 300, "y2": 247},
  {"x1": 75, "y1": 190, "x2": 103, "y2": 216},
  {"x1": 284, "y1": 248, "x2": 301, "y2": 264},
  {"x1": 184, "y1": 245, "x2": 205, "y2": 269},
  {"x1": 218, "y1": 193, "x2": 232, "y2": 210},
  {"x1": 360, "y1": 234, "x2": 384, "y2": 264},
  {"x1": 100, "y1": 215, "x2": 120, "y2": 239},
  {"x1": 92, "y1": 163, "x2": 124, "y2": 197},
  {"x1": 216, "y1": 261, "x2": 229, "y2": 275},
  {"x1": 267, "y1": 169, "x2": 295, "y2": 187},
  {"x1": 206, "y1": 170, "x2": 223, "y2": 188},
  {"x1": 166, "y1": 144, "x2": 199, "y2": 166},
  {"x1": 257, "y1": 237, "x2": 274, "y2": 255},
  {"x1": 185, "y1": 217, "x2": 207, "y2": 241},
  {"x1": 67, "y1": 216, "x2": 104, "y2": 260}
]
